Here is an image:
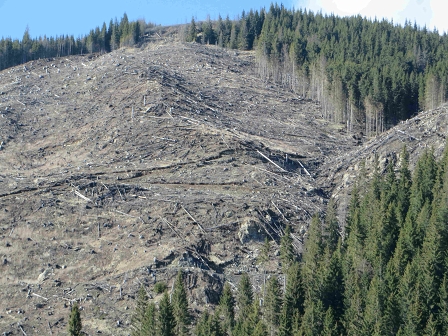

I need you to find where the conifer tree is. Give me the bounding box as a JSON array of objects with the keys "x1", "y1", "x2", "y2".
[
  {"x1": 131, "y1": 285, "x2": 149, "y2": 336},
  {"x1": 236, "y1": 296, "x2": 263, "y2": 336},
  {"x1": 302, "y1": 214, "x2": 323, "y2": 302},
  {"x1": 299, "y1": 299, "x2": 324, "y2": 336},
  {"x1": 196, "y1": 310, "x2": 212, "y2": 336},
  {"x1": 252, "y1": 320, "x2": 268, "y2": 336},
  {"x1": 324, "y1": 198, "x2": 340, "y2": 254},
  {"x1": 188, "y1": 17, "x2": 197, "y2": 42},
  {"x1": 68, "y1": 302, "x2": 82, "y2": 336},
  {"x1": 279, "y1": 262, "x2": 303, "y2": 336},
  {"x1": 195, "y1": 310, "x2": 224, "y2": 336},
  {"x1": 263, "y1": 275, "x2": 282, "y2": 335},
  {"x1": 396, "y1": 146, "x2": 412, "y2": 226},
  {"x1": 437, "y1": 276, "x2": 448, "y2": 335},
  {"x1": 320, "y1": 246, "x2": 344, "y2": 324},
  {"x1": 141, "y1": 302, "x2": 157, "y2": 336},
  {"x1": 219, "y1": 282, "x2": 235, "y2": 335},
  {"x1": 236, "y1": 273, "x2": 253, "y2": 324},
  {"x1": 343, "y1": 270, "x2": 365, "y2": 336},
  {"x1": 280, "y1": 225, "x2": 295, "y2": 272},
  {"x1": 172, "y1": 270, "x2": 190, "y2": 336},
  {"x1": 361, "y1": 275, "x2": 385, "y2": 336},
  {"x1": 158, "y1": 292, "x2": 176, "y2": 336},
  {"x1": 423, "y1": 314, "x2": 438, "y2": 336},
  {"x1": 321, "y1": 307, "x2": 338, "y2": 336}
]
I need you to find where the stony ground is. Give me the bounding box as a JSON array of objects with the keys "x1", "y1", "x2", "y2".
[{"x1": 0, "y1": 35, "x2": 446, "y2": 335}]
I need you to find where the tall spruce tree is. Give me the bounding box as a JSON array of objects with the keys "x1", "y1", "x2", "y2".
[
  {"x1": 302, "y1": 214, "x2": 323, "y2": 302},
  {"x1": 131, "y1": 285, "x2": 149, "y2": 336},
  {"x1": 279, "y1": 262, "x2": 303, "y2": 336},
  {"x1": 280, "y1": 225, "x2": 295, "y2": 272},
  {"x1": 141, "y1": 302, "x2": 157, "y2": 336},
  {"x1": 195, "y1": 310, "x2": 224, "y2": 336},
  {"x1": 158, "y1": 292, "x2": 176, "y2": 336},
  {"x1": 172, "y1": 270, "x2": 190, "y2": 336},
  {"x1": 219, "y1": 282, "x2": 235, "y2": 335},
  {"x1": 263, "y1": 275, "x2": 282, "y2": 335},
  {"x1": 236, "y1": 273, "x2": 253, "y2": 324}
]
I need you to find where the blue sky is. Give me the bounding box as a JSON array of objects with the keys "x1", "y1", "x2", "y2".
[{"x1": 0, "y1": 0, "x2": 445, "y2": 40}]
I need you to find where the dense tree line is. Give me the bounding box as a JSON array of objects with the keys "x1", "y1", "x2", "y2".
[
  {"x1": 186, "y1": 4, "x2": 448, "y2": 135},
  {"x1": 127, "y1": 140, "x2": 448, "y2": 335},
  {"x1": 0, "y1": 13, "x2": 150, "y2": 72}
]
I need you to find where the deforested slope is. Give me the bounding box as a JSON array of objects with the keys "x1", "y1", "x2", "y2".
[{"x1": 0, "y1": 40, "x2": 354, "y2": 335}]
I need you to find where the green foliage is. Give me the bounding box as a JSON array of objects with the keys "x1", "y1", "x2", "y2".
[
  {"x1": 280, "y1": 225, "x2": 295, "y2": 271},
  {"x1": 68, "y1": 302, "x2": 82, "y2": 336},
  {"x1": 172, "y1": 270, "x2": 190, "y2": 336},
  {"x1": 187, "y1": 17, "x2": 198, "y2": 43},
  {"x1": 128, "y1": 141, "x2": 448, "y2": 336},
  {"x1": 0, "y1": 13, "x2": 146, "y2": 71},
  {"x1": 195, "y1": 310, "x2": 224, "y2": 336},
  {"x1": 218, "y1": 282, "x2": 235, "y2": 334},
  {"x1": 141, "y1": 302, "x2": 157, "y2": 336},
  {"x1": 279, "y1": 262, "x2": 303, "y2": 336},
  {"x1": 158, "y1": 292, "x2": 176, "y2": 336},
  {"x1": 263, "y1": 275, "x2": 282, "y2": 335},
  {"x1": 259, "y1": 237, "x2": 270, "y2": 266},
  {"x1": 131, "y1": 286, "x2": 149, "y2": 336},
  {"x1": 154, "y1": 281, "x2": 168, "y2": 294},
  {"x1": 236, "y1": 273, "x2": 253, "y2": 323}
]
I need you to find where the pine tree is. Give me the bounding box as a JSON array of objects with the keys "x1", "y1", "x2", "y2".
[
  {"x1": 280, "y1": 225, "x2": 295, "y2": 272},
  {"x1": 396, "y1": 146, "x2": 412, "y2": 226},
  {"x1": 219, "y1": 282, "x2": 235, "y2": 335},
  {"x1": 279, "y1": 262, "x2": 303, "y2": 336},
  {"x1": 68, "y1": 302, "x2": 82, "y2": 336},
  {"x1": 195, "y1": 310, "x2": 224, "y2": 336},
  {"x1": 298, "y1": 299, "x2": 324, "y2": 336},
  {"x1": 321, "y1": 307, "x2": 338, "y2": 336},
  {"x1": 158, "y1": 292, "x2": 176, "y2": 336},
  {"x1": 263, "y1": 275, "x2": 282, "y2": 335},
  {"x1": 172, "y1": 270, "x2": 190, "y2": 336},
  {"x1": 324, "y1": 198, "x2": 339, "y2": 254},
  {"x1": 131, "y1": 285, "x2": 149, "y2": 336},
  {"x1": 438, "y1": 276, "x2": 448, "y2": 335},
  {"x1": 236, "y1": 273, "x2": 253, "y2": 324},
  {"x1": 361, "y1": 275, "x2": 384, "y2": 336},
  {"x1": 302, "y1": 214, "x2": 323, "y2": 302},
  {"x1": 141, "y1": 302, "x2": 157, "y2": 336},
  {"x1": 188, "y1": 17, "x2": 197, "y2": 43}
]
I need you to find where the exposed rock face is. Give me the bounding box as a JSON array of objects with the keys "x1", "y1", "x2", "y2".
[
  {"x1": 37, "y1": 269, "x2": 51, "y2": 283},
  {"x1": 238, "y1": 217, "x2": 265, "y2": 244}
]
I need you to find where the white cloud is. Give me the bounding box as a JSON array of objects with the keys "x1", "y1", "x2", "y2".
[{"x1": 298, "y1": 0, "x2": 447, "y2": 34}]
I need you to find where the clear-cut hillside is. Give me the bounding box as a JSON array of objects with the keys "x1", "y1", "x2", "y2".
[{"x1": 3, "y1": 37, "x2": 445, "y2": 334}]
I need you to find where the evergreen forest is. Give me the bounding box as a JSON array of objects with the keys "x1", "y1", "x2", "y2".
[
  {"x1": 67, "y1": 141, "x2": 448, "y2": 336},
  {"x1": 186, "y1": 4, "x2": 448, "y2": 135},
  {"x1": 0, "y1": 13, "x2": 150, "y2": 71}
]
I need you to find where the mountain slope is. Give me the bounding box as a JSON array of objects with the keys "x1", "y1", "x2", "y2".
[
  {"x1": 0, "y1": 40, "x2": 355, "y2": 335},
  {"x1": 1, "y1": 37, "x2": 446, "y2": 334}
]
